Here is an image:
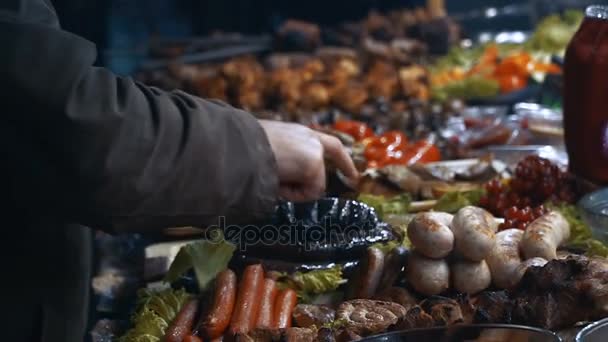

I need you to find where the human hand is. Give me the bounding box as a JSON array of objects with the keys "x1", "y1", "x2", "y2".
[{"x1": 259, "y1": 120, "x2": 359, "y2": 202}]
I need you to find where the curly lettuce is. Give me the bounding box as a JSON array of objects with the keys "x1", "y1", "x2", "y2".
[
  {"x1": 119, "y1": 288, "x2": 191, "y2": 342},
  {"x1": 547, "y1": 202, "x2": 608, "y2": 257},
  {"x1": 434, "y1": 189, "x2": 485, "y2": 213},
  {"x1": 276, "y1": 266, "x2": 347, "y2": 302},
  {"x1": 431, "y1": 76, "x2": 500, "y2": 102},
  {"x1": 357, "y1": 193, "x2": 411, "y2": 219},
  {"x1": 524, "y1": 10, "x2": 584, "y2": 54}
]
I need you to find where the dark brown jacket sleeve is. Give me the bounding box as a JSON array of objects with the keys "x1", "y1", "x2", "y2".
[{"x1": 0, "y1": 0, "x2": 279, "y2": 233}]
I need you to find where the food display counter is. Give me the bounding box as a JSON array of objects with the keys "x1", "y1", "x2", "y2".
[{"x1": 89, "y1": 2, "x2": 608, "y2": 342}]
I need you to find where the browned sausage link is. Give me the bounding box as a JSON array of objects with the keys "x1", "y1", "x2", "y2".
[
  {"x1": 200, "y1": 269, "x2": 238, "y2": 339},
  {"x1": 229, "y1": 264, "x2": 265, "y2": 335},
  {"x1": 165, "y1": 298, "x2": 200, "y2": 342},
  {"x1": 355, "y1": 247, "x2": 385, "y2": 299},
  {"x1": 273, "y1": 288, "x2": 298, "y2": 329},
  {"x1": 255, "y1": 278, "x2": 278, "y2": 329},
  {"x1": 378, "y1": 246, "x2": 409, "y2": 292}
]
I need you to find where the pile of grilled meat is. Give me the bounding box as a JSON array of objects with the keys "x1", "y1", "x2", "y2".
[
  {"x1": 140, "y1": 52, "x2": 431, "y2": 116},
  {"x1": 232, "y1": 254, "x2": 608, "y2": 342}
]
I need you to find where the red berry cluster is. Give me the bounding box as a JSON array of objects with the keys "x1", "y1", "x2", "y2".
[
  {"x1": 479, "y1": 156, "x2": 577, "y2": 230},
  {"x1": 510, "y1": 155, "x2": 576, "y2": 205},
  {"x1": 479, "y1": 179, "x2": 530, "y2": 215},
  {"x1": 498, "y1": 205, "x2": 549, "y2": 230}
]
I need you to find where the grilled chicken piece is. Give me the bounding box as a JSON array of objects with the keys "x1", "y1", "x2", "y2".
[
  {"x1": 374, "y1": 287, "x2": 418, "y2": 311},
  {"x1": 292, "y1": 304, "x2": 335, "y2": 328},
  {"x1": 365, "y1": 61, "x2": 399, "y2": 100},
  {"x1": 221, "y1": 57, "x2": 265, "y2": 89},
  {"x1": 393, "y1": 305, "x2": 435, "y2": 330},
  {"x1": 419, "y1": 296, "x2": 464, "y2": 326},
  {"x1": 332, "y1": 83, "x2": 368, "y2": 114},
  {"x1": 284, "y1": 327, "x2": 317, "y2": 342},
  {"x1": 398, "y1": 65, "x2": 429, "y2": 100},
  {"x1": 299, "y1": 59, "x2": 325, "y2": 82},
  {"x1": 300, "y1": 82, "x2": 331, "y2": 110}
]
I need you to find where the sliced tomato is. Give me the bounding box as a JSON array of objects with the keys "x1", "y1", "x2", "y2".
[
  {"x1": 380, "y1": 131, "x2": 408, "y2": 147},
  {"x1": 334, "y1": 120, "x2": 374, "y2": 141},
  {"x1": 364, "y1": 144, "x2": 387, "y2": 161},
  {"x1": 498, "y1": 75, "x2": 527, "y2": 93},
  {"x1": 418, "y1": 145, "x2": 441, "y2": 163}
]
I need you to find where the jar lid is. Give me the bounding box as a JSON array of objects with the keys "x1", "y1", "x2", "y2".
[{"x1": 587, "y1": 5, "x2": 608, "y2": 19}]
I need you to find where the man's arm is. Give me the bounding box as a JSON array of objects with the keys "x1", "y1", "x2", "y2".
[{"x1": 0, "y1": 0, "x2": 279, "y2": 232}]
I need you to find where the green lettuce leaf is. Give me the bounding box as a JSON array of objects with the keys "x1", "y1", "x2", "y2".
[
  {"x1": 547, "y1": 202, "x2": 608, "y2": 257},
  {"x1": 164, "y1": 236, "x2": 236, "y2": 291},
  {"x1": 118, "y1": 288, "x2": 190, "y2": 342},
  {"x1": 524, "y1": 10, "x2": 583, "y2": 53},
  {"x1": 434, "y1": 189, "x2": 485, "y2": 213},
  {"x1": 276, "y1": 266, "x2": 347, "y2": 302},
  {"x1": 431, "y1": 76, "x2": 500, "y2": 102},
  {"x1": 292, "y1": 266, "x2": 347, "y2": 294},
  {"x1": 357, "y1": 193, "x2": 411, "y2": 219}
]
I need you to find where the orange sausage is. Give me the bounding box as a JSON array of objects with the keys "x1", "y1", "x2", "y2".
[
  {"x1": 255, "y1": 278, "x2": 278, "y2": 329},
  {"x1": 229, "y1": 264, "x2": 265, "y2": 335},
  {"x1": 165, "y1": 299, "x2": 200, "y2": 342},
  {"x1": 272, "y1": 289, "x2": 298, "y2": 329},
  {"x1": 200, "y1": 269, "x2": 238, "y2": 339},
  {"x1": 183, "y1": 336, "x2": 203, "y2": 342}
]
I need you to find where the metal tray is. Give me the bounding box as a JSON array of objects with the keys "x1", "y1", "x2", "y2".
[
  {"x1": 361, "y1": 324, "x2": 561, "y2": 342},
  {"x1": 575, "y1": 318, "x2": 608, "y2": 342}
]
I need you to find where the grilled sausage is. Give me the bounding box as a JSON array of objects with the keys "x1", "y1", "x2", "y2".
[
  {"x1": 451, "y1": 206, "x2": 498, "y2": 261},
  {"x1": 229, "y1": 264, "x2": 265, "y2": 335},
  {"x1": 165, "y1": 299, "x2": 200, "y2": 342},
  {"x1": 451, "y1": 259, "x2": 491, "y2": 294},
  {"x1": 273, "y1": 289, "x2": 298, "y2": 329},
  {"x1": 406, "y1": 251, "x2": 449, "y2": 296},
  {"x1": 486, "y1": 229, "x2": 524, "y2": 289},
  {"x1": 354, "y1": 247, "x2": 385, "y2": 299},
  {"x1": 378, "y1": 246, "x2": 409, "y2": 292},
  {"x1": 407, "y1": 212, "x2": 454, "y2": 259},
  {"x1": 200, "y1": 269, "x2": 237, "y2": 339},
  {"x1": 521, "y1": 211, "x2": 570, "y2": 260},
  {"x1": 255, "y1": 278, "x2": 279, "y2": 329}
]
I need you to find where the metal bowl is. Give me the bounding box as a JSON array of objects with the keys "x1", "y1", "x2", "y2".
[
  {"x1": 578, "y1": 188, "x2": 608, "y2": 244},
  {"x1": 575, "y1": 318, "x2": 608, "y2": 342},
  {"x1": 360, "y1": 324, "x2": 561, "y2": 342}
]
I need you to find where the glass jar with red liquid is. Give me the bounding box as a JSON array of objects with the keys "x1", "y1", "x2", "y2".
[{"x1": 564, "y1": 5, "x2": 608, "y2": 185}]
